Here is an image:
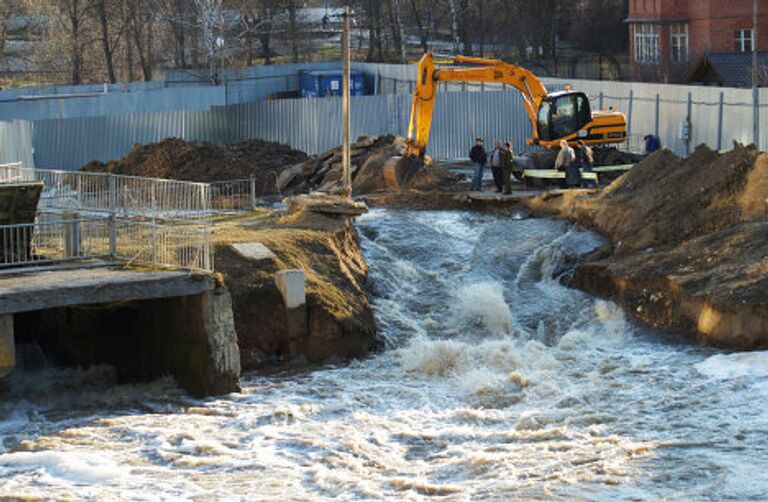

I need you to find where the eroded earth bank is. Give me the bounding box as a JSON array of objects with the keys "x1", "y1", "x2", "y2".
[{"x1": 527, "y1": 144, "x2": 768, "y2": 348}]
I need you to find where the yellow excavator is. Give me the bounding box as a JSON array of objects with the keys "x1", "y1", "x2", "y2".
[{"x1": 405, "y1": 52, "x2": 630, "y2": 165}]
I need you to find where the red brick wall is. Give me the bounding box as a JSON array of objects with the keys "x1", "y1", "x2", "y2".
[{"x1": 628, "y1": 0, "x2": 768, "y2": 82}]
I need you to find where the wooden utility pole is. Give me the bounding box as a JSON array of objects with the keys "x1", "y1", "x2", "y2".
[
  {"x1": 342, "y1": 5, "x2": 352, "y2": 195},
  {"x1": 753, "y1": 0, "x2": 760, "y2": 148}
]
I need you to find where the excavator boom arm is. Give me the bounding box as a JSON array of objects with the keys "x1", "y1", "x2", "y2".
[{"x1": 407, "y1": 53, "x2": 549, "y2": 156}]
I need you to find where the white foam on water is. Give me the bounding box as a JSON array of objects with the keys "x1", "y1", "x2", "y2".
[
  {"x1": 695, "y1": 351, "x2": 768, "y2": 380},
  {"x1": 454, "y1": 281, "x2": 512, "y2": 336},
  {"x1": 0, "y1": 211, "x2": 765, "y2": 500},
  {"x1": 399, "y1": 337, "x2": 470, "y2": 376},
  {"x1": 559, "y1": 301, "x2": 632, "y2": 351},
  {"x1": 458, "y1": 368, "x2": 504, "y2": 395},
  {"x1": 0, "y1": 451, "x2": 125, "y2": 485}
]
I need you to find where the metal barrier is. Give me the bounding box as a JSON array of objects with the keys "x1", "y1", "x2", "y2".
[
  {"x1": 209, "y1": 177, "x2": 258, "y2": 212},
  {"x1": 1, "y1": 165, "x2": 211, "y2": 220},
  {"x1": 113, "y1": 219, "x2": 213, "y2": 272},
  {"x1": 0, "y1": 214, "x2": 112, "y2": 268},
  {"x1": 0, "y1": 163, "x2": 23, "y2": 183},
  {"x1": 0, "y1": 213, "x2": 213, "y2": 273}
]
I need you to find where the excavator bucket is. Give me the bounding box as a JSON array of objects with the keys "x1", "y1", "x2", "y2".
[{"x1": 382, "y1": 156, "x2": 424, "y2": 191}]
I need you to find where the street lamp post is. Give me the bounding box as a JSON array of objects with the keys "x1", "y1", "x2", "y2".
[
  {"x1": 342, "y1": 5, "x2": 352, "y2": 196},
  {"x1": 753, "y1": 0, "x2": 760, "y2": 149}
]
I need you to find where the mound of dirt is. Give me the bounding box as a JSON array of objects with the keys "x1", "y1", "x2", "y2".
[
  {"x1": 588, "y1": 144, "x2": 762, "y2": 254},
  {"x1": 81, "y1": 138, "x2": 308, "y2": 193},
  {"x1": 212, "y1": 205, "x2": 379, "y2": 370},
  {"x1": 527, "y1": 143, "x2": 768, "y2": 348},
  {"x1": 278, "y1": 135, "x2": 461, "y2": 195}
]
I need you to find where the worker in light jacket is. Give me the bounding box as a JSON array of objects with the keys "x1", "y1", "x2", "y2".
[
  {"x1": 489, "y1": 141, "x2": 504, "y2": 192},
  {"x1": 555, "y1": 139, "x2": 579, "y2": 188},
  {"x1": 575, "y1": 140, "x2": 595, "y2": 188}
]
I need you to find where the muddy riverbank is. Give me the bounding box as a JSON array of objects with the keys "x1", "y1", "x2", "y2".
[
  {"x1": 213, "y1": 197, "x2": 379, "y2": 371},
  {"x1": 526, "y1": 144, "x2": 768, "y2": 349}
]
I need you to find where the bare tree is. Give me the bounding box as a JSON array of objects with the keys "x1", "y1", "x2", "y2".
[
  {"x1": 385, "y1": 0, "x2": 406, "y2": 63},
  {"x1": 447, "y1": 0, "x2": 472, "y2": 56},
  {"x1": 31, "y1": 0, "x2": 96, "y2": 84},
  {"x1": 125, "y1": 0, "x2": 156, "y2": 81},
  {"x1": 285, "y1": 0, "x2": 298, "y2": 63},
  {"x1": 407, "y1": 0, "x2": 430, "y2": 53},
  {"x1": 94, "y1": 0, "x2": 125, "y2": 83},
  {"x1": 193, "y1": 0, "x2": 224, "y2": 80}
]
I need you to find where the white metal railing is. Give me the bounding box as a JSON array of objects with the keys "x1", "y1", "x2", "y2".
[
  {"x1": 113, "y1": 219, "x2": 212, "y2": 272},
  {"x1": 0, "y1": 215, "x2": 111, "y2": 268},
  {"x1": 0, "y1": 214, "x2": 213, "y2": 273},
  {"x1": 1, "y1": 165, "x2": 211, "y2": 220},
  {"x1": 209, "y1": 177, "x2": 259, "y2": 212},
  {"x1": 0, "y1": 162, "x2": 23, "y2": 183}
]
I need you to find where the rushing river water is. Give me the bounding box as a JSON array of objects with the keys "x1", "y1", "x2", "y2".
[{"x1": 1, "y1": 209, "x2": 768, "y2": 500}]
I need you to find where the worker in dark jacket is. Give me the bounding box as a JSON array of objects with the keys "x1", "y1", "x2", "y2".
[
  {"x1": 644, "y1": 134, "x2": 660, "y2": 154},
  {"x1": 469, "y1": 138, "x2": 487, "y2": 191},
  {"x1": 500, "y1": 142, "x2": 515, "y2": 195},
  {"x1": 489, "y1": 141, "x2": 504, "y2": 192}
]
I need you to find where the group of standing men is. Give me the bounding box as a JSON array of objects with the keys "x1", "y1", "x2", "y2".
[
  {"x1": 469, "y1": 137, "x2": 596, "y2": 192},
  {"x1": 554, "y1": 139, "x2": 595, "y2": 188},
  {"x1": 468, "y1": 139, "x2": 520, "y2": 194}
]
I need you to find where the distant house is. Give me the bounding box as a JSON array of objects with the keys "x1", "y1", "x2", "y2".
[
  {"x1": 687, "y1": 52, "x2": 768, "y2": 87},
  {"x1": 626, "y1": 0, "x2": 768, "y2": 83}
]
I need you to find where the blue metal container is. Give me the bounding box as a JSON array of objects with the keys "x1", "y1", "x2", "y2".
[{"x1": 299, "y1": 70, "x2": 366, "y2": 98}]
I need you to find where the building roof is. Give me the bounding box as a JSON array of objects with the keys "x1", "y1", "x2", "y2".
[{"x1": 688, "y1": 52, "x2": 768, "y2": 87}]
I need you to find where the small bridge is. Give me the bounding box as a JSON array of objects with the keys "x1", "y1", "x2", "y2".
[{"x1": 0, "y1": 163, "x2": 243, "y2": 396}]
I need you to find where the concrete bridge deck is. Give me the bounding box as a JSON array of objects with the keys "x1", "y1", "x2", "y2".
[{"x1": 0, "y1": 267, "x2": 214, "y2": 315}]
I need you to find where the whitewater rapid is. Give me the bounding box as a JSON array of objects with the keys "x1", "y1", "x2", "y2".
[{"x1": 0, "y1": 209, "x2": 766, "y2": 500}]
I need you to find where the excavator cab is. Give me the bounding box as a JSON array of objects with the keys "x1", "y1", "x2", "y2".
[{"x1": 536, "y1": 92, "x2": 592, "y2": 142}]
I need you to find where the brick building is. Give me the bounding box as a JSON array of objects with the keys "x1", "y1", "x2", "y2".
[{"x1": 627, "y1": 0, "x2": 768, "y2": 83}]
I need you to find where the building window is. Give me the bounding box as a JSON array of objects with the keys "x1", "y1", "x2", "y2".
[
  {"x1": 634, "y1": 24, "x2": 659, "y2": 64},
  {"x1": 671, "y1": 23, "x2": 689, "y2": 64},
  {"x1": 735, "y1": 29, "x2": 754, "y2": 52}
]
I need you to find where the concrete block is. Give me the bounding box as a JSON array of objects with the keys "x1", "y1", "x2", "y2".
[
  {"x1": 0, "y1": 315, "x2": 15, "y2": 382},
  {"x1": 231, "y1": 242, "x2": 276, "y2": 261},
  {"x1": 275, "y1": 270, "x2": 306, "y2": 309},
  {"x1": 275, "y1": 270, "x2": 307, "y2": 343}
]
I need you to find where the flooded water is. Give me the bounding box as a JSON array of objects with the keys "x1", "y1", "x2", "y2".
[{"x1": 1, "y1": 209, "x2": 767, "y2": 500}]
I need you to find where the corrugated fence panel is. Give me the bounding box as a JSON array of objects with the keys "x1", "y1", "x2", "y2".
[
  {"x1": 0, "y1": 86, "x2": 227, "y2": 123},
  {"x1": 427, "y1": 91, "x2": 530, "y2": 159},
  {"x1": 0, "y1": 119, "x2": 34, "y2": 167},
  {"x1": 5, "y1": 82, "x2": 768, "y2": 170}
]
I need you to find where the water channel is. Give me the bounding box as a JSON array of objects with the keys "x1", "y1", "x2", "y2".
[{"x1": 0, "y1": 209, "x2": 766, "y2": 500}]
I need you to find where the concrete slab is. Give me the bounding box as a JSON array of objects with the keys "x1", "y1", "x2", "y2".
[
  {"x1": 231, "y1": 242, "x2": 276, "y2": 261},
  {"x1": 275, "y1": 269, "x2": 306, "y2": 309},
  {"x1": 465, "y1": 190, "x2": 541, "y2": 201},
  {"x1": 0, "y1": 268, "x2": 215, "y2": 315}
]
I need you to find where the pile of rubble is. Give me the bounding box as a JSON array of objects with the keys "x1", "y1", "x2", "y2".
[{"x1": 278, "y1": 135, "x2": 460, "y2": 194}]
